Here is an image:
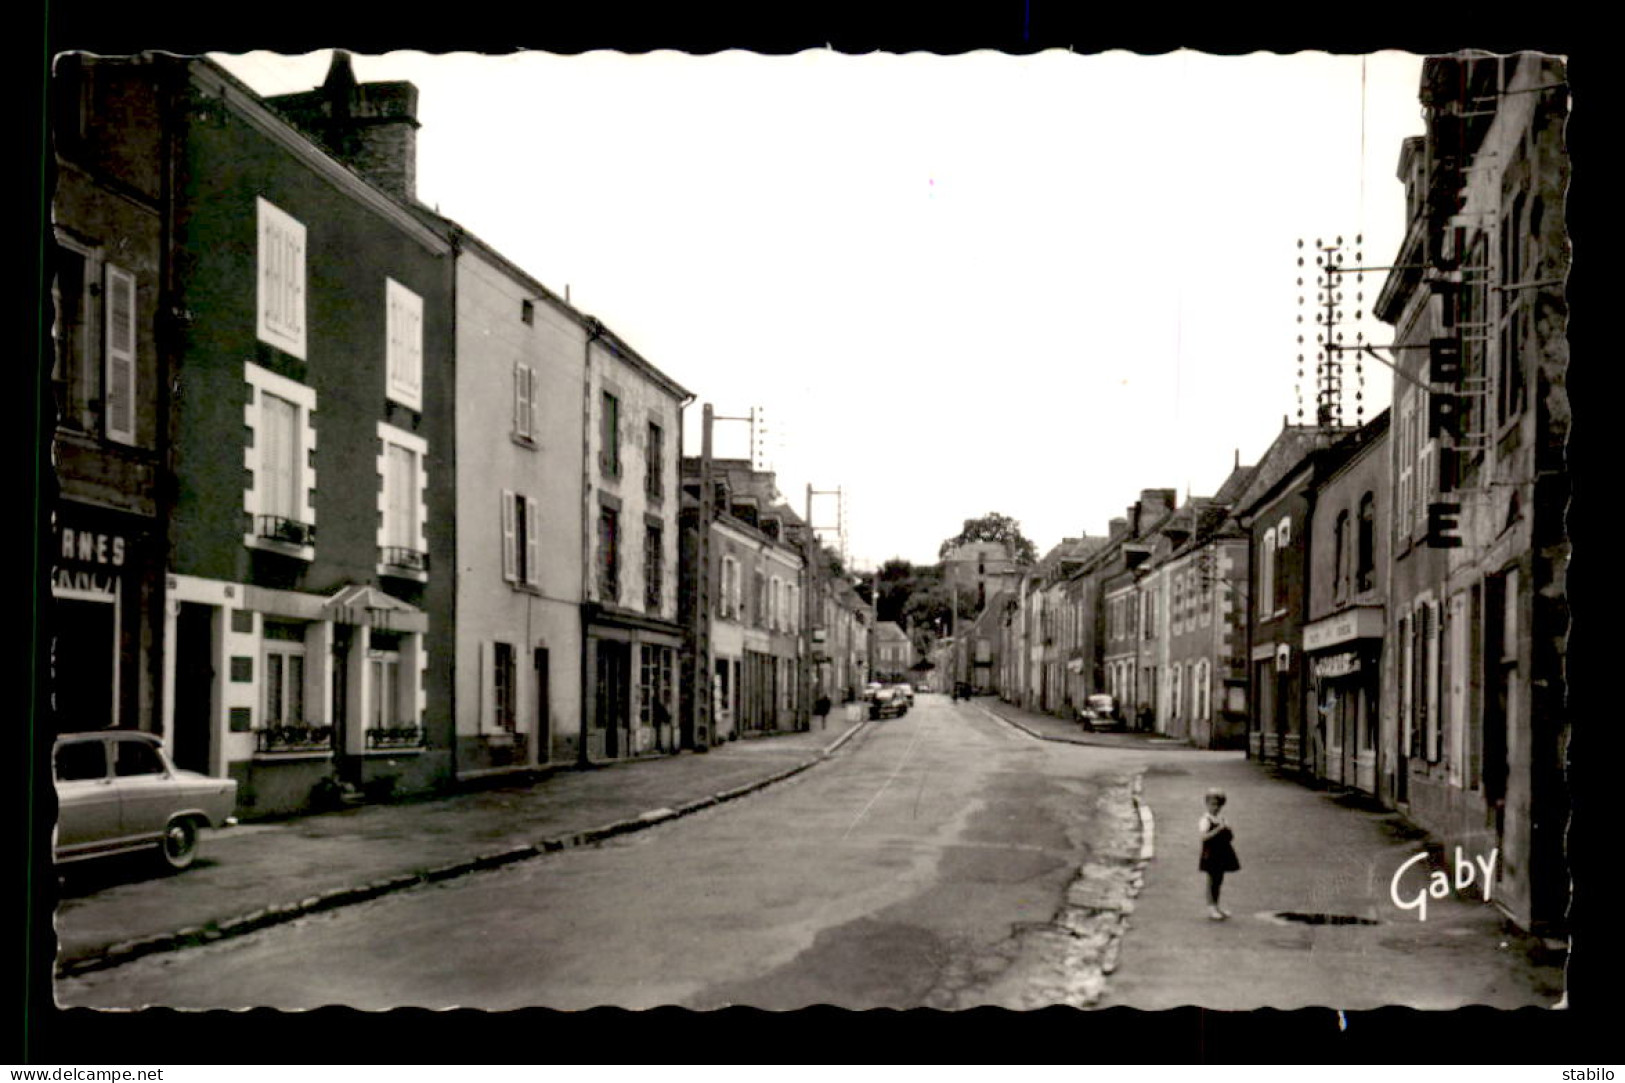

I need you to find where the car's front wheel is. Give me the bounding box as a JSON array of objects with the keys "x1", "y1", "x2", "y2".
[{"x1": 158, "y1": 816, "x2": 200, "y2": 871}]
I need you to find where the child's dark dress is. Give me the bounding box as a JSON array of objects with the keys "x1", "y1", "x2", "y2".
[{"x1": 1199, "y1": 816, "x2": 1241, "y2": 873}]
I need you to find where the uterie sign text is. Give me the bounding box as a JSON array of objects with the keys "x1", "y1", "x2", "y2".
[{"x1": 1389, "y1": 847, "x2": 1498, "y2": 921}]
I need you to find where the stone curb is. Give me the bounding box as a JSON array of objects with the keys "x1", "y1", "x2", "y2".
[
  {"x1": 56, "y1": 720, "x2": 871, "y2": 980},
  {"x1": 974, "y1": 703, "x2": 1193, "y2": 753}
]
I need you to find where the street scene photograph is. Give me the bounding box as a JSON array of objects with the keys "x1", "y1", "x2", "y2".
[{"x1": 37, "y1": 44, "x2": 1575, "y2": 1024}]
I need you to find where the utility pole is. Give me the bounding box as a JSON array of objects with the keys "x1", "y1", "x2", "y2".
[
  {"x1": 870, "y1": 565, "x2": 880, "y2": 686},
  {"x1": 690, "y1": 403, "x2": 715, "y2": 751},
  {"x1": 805, "y1": 484, "x2": 843, "y2": 726},
  {"x1": 693, "y1": 404, "x2": 762, "y2": 748}
]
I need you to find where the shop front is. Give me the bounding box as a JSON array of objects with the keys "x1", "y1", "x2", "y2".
[
  {"x1": 583, "y1": 604, "x2": 683, "y2": 761},
  {"x1": 51, "y1": 505, "x2": 159, "y2": 736},
  {"x1": 1304, "y1": 605, "x2": 1383, "y2": 794}
]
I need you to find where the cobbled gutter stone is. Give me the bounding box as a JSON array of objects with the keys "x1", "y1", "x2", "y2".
[{"x1": 938, "y1": 702, "x2": 1159, "y2": 1010}]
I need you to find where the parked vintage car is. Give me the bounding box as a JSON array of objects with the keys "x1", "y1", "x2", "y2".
[
  {"x1": 894, "y1": 683, "x2": 915, "y2": 707},
  {"x1": 868, "y1": 685, "x2": 909, "y2": 720},
  {"x1": 1077, "y1": 693, "x2": 1125, "y2": 732},
  {"x1": 53, "y1": 730, "x2": 238, "y2": 871}
]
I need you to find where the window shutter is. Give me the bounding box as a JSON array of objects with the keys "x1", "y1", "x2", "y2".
[
  {"x1": 514, "y1": 363, "x2": 532, "y2": 439},
  {"x1": 501, "y1": 489, "x2": 518, "y2": 582},
  {"x1": 103, "y1": 263, "x2": 136, "y2": 444},
  {"x1": 257, "y1": 198, "x2": 306, "y2": 359},
  {"x1": 524, "y1": 497, "x2": 541, "y2": 587},
  {"x1": 261, "y1": 393, "x2": 298, "y2": 521},
  {"x1": 386, "y1": 280, "x2": 423, "y2": 409},
  {"x1": 527, "y1": 367, "x2": 538, "y2": 439},
  {"x1": 386, "y1": 444, "x2": 414, "y2": 548}
]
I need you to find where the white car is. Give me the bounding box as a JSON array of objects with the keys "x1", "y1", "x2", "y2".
[
  {"x1": 1078, "y1": 694, "x2": 1125, "y2": 732},
  {"x1": 54, "y1": 731, "x2": 239, "y2": 871}
]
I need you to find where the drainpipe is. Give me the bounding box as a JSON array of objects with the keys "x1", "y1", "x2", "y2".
[
  {"x1": 695, "y1": 403, "x2": 714, "y2": 749},
  {"x1": 155, "y1": 57, "x2": 182, "y2": 746},
  {"x1": 1237, "y1": 510, "x2": 1256, "y2": 762},
  {"x1": 578, "y1": 319, "x2": 604, "y2": 767},
  {"x1": 443, "y1": 225, "x2": 462, "y2": 781},
  {"x1": 674, "y1": 389, "x2": 697, "y2": 752}
]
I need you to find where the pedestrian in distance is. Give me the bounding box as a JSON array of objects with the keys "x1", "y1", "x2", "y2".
[
  {"x1": 1199, "y1": 786, "x2": 1240, "y2": 921},
  {"x1": 814, "y1": 693, "x2": 832, "y2": 730}
]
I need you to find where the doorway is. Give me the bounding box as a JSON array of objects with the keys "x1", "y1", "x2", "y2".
[
  {"x1": 595, "y1": 640, "x2": 630, "y2": 758},
  {"x1": 172, "y1": 603, "x2": 215, "y2": 774},
  {"x1": 54, "y1": 596, "x2": 118, "y2": 733},
  {"x1": 534, "y1": 647, "x2": 551, "y2": 764}
]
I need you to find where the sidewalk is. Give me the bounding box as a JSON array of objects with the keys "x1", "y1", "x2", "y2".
[
  {"x1": 1109, "y1": 753, "x2": 1567, "y2": 1009},
  {"x1": 54, "y1": 713, "x2": 870, "y2": 978},
  {"x1": 973, "y1": 695, "x2": 1565, "y2": 1008}
]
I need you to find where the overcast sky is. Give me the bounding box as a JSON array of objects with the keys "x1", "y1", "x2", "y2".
[{"x1": 214, "y1": 49, "x2": 1427, "y2": 569}]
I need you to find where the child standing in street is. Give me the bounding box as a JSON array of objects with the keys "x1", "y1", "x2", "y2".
[{"x1": 1199, "y1": 786, "x2": 1240, "y2": 921}]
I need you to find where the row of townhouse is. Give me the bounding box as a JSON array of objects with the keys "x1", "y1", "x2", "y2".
[
  {"x1": 46, "y1": 51, "x2": 871, "y2": 817},
  {"x1": 995, "y1": 481, "x2": 1254, "y2": 750},
  {"x1": 987, "y1": 53, "x2": 1570, "y2": 936},
  {"x1": 678, "y1": 458, "x2": 869, "y2": 741}
]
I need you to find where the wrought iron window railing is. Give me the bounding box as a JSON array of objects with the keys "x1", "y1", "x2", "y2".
[
  {"x1": 380, "y1": 546, "x2": 430, "y2": 573},
  {"x1": 365, "y1": 725, "x2": 426, "y2": 750},
  {"x1": 257, "y1": 514, "x2": 316, "y2": 547},
  {"x1": 257, "y1": 723, "x2": 335, "y2": 754}
]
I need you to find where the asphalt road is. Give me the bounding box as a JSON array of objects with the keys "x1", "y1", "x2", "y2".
[{"x1": 57, "y1": 696, "x2": 1152, "y2": 1011}]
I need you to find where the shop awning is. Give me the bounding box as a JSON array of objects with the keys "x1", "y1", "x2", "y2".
[
  {"x1": 1303, "y1": 605, "x2": 1384, "y2": 652},
  {"x1": 323, "y1": 583, "x2": 427, "y2": 633}
]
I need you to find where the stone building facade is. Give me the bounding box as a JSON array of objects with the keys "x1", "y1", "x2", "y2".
[
  {"x1": 1375, "y1": 54, "x2": 1569, "y2": 934},
  {"x1": 581, "y1": 327, "x2": 690, "y2": 760},
  {"x1": 1303, "y1": 414, "x2": 1391, "y2": 794}
]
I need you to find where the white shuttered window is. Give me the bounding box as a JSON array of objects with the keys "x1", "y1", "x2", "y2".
[
  {"x1": 256, "y1": 197, "x2": 306, "y2": 359},
  {"x1": 524, "y1": 495, "x2": 540, "y2": 587},
  {"x1": 514, "y1": 363, "x2": 536, "y2": 441},
  {"x1": 385, "y1": 443, "x2": 416, "y2": 549},
  {"x1": 386, "y1": 278, "x2": 423, "y2": 410},
  {"x1": 501, "y1": 491, "x2": 540, "y2": 586},
  {"x1": 102, "y1": 262, "x2": 136, "y2": 445},
  {"x1": 501, "y1": 490, "x2": 518, "y2": 582},
  {"x1": 261, "y1": 392, "x2": 300, "y2": 521}
]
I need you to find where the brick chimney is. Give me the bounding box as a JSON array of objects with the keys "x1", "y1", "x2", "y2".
[
  {"x1": 1108, "y1": 517, "x2": 1128, "y2": 540},
  {"x1": 266, "y1": 51, "x2": 421, "y2": 204},
  {"x1": 1139, "y1": 488, "x2": 1177, "y2": 522}
]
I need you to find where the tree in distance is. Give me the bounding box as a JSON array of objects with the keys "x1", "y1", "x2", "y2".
[{"x1": 939, "y1": 512, "x2": 1038, "y2": 566}]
